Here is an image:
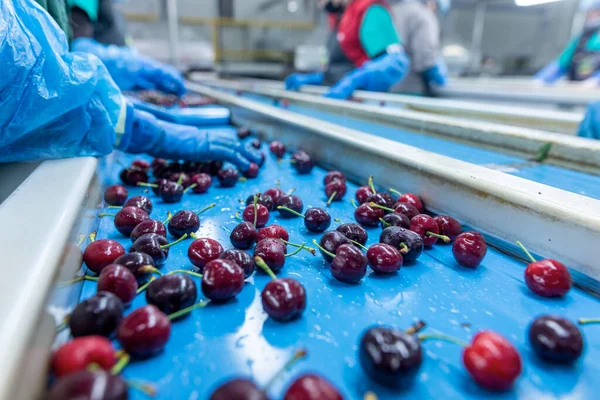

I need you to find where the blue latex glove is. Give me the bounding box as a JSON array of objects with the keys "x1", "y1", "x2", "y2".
[
  {"x1": 534, "y1": 60, "x2": 565, "y2": 84},
  {"x1": 422, "y1": 64, "x2": 447, "y2": 87},
  {"x1": 284, "y1": 72, "x2": 324, "y2": 91},
  {"x1": 324, "y1": 50, "x2": 410, "y2": 99},
  {"x1": 577, "y1": 100, "x2": 600, "y2": 139},
  {"x1": 119, "y1": 105, "x2": 261, "y2": 171},
  {"x1": 126, "y1": 96, "x2": 230, "y2": 126},
  {"x1": 71, "y1": 37, "x2": 186, "y2": 96}
]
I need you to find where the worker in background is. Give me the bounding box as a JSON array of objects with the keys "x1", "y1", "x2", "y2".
[
  {"x1": 70, "y1": 0, "x2": 129, "y2": 47},
  {"x1": 285, "y1": 0, "x2": 410, "y2": 99},
  {"x1": 535, "y1": 0, "x2": 600, "y2": 84},
  {"x1": 390, "y1": 0, "x2": 450, "y2": 95},
  {"x1": 0, "y1": 0, "x2": 259, "y2": 170}
]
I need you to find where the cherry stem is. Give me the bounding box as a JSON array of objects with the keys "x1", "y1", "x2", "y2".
[
  {"x1": 426, "y1": 231, "x2": 450, "y2": 243},
  {"x1": 516, "y1": 241, "x2": 536, "y2": 263},
  {"x1": 399, "y1": 242, "x2": 409, "y2": 254},
  {"x1": 76, "y1": 234, "x2": 86, "y2": 247},
  {"x1": 110, "y1": 353, "x2": 130, "y2": 375},
  {"x1": 578, "y1": 318, "x2": 600, "y2": 325},
  {"x1": 364, "y1": 391, "x2": 378, "y2": 400},
  {"x1": 167, "y1": 299, "x2": 210, "y2": 320},
  {"x1": 98, "y1": 213, "x2": 115, "y2": 218},
  {"x1": 418, "y1": 333, "x2": 469, "y2": 347},
  {"x1": 136, "y1": 277, "x2": 156, "y2": 294},
  {"x1": 334, "y1": 218, "x2": 344, "y2": 224},
  {"x1": 197, "y1": 203, "x2": 217, "y2": 216},
  {"x1": 162, "y1": 212, "x2": 173, "y2": 225},
  {"x1": 370, "y1": 202, "x2": 394, "y2": 212},
  {"x1": 350, "y1": 240, "x2": 368, "y2": 251},
  {"x1": 176, "y1": 175, "x2": 184, "y2": 185},
  {"x1": 264, "y1": 348, "x2": 308, "y2": 391},
  {"x1": 254, "y1": 256, "x2": 277, "y2": 280},
  {"x1": 160, "y1": 233, "x2": 188, "y2": 249},
  {"x1": 59, "y1": 275, "x2": 99, "y2": 286},
  {"x1": 253, "y1": 195, "x2": 259, "y2": 226},
  {"x1": 89, "y1": 232, "x2": 97, "y2": 242},
  {"x1": 288, "y1": 188, "x2": 296, "y2": 195},
  {"x1": 137, "y1": 182, "x2": 158, "y2": 188},
  {"x1": 56, "y1": 315, "x2": 70, "y2": 332},
  {"x1": 139, "y1": 266, "x2": 163, "y2": 276},
  {"x1": 285, "y1": 243, "x2": 306, "y2": 257},
  {"x1": 239, "y1": 177, "x2": 247, "y2": 183},
  {"x1": 166, "y1": 269, "x2": 203, "y2": 278},
  {"x1": 190, "y1": 232, "x2": 198, "y2": 240},
  {"x1": 312, "y1": 239, "x2": 335, "y2": 258},
  {"x1": 234, "y1": 212, "x2": 243, "y2": 222},
  {"x1": 405, "y1": 320, "x2": 427, "y2": 335},
  {"x1": 107, "y1": 206, "x2": 123, "y2": 209},
  {"x1": 126, "y1": 379, "x2": 157, "y2": 397},
  {"x1": 183, "y1": 183, "x2": 198, "y2": 193},
  {"x1": 389, "y1": 188, "x2": 402, "y2": 197},
  {"x1": 368, "y1": 175, "x2": 376, "y2": 194},
  {"x1": 280, "y1": 239, "x2": 316, "y2": 255},
  {"x1": 350, "y1": 199, "x2": 358, "y2": 209},
  {"x1": 275, "y1": 180, "x2": 281, "y2": 188},
  {"x1": 326, "y1": 191, "x2": 337, "y2": 207},
  {"x1": 379, "y1": 218, "x2": 390, "y2": 227},
  {"x1": 277, "y1": 206, "x2": 304, "y2": 218}
]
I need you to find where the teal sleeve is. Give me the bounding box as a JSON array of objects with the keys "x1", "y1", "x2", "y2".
[
  {"x1": 68, "y1": 0, "x2": 99, "y2": 22},
  {"x1": 557, "y1": 37, "x2": 579, "y2": 70},
  {"x1": 359, "y1": 5, "x2": 401, "y2": 59}
]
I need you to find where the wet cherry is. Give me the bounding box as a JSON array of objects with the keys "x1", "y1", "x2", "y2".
[
  {"x1": 47, "y1": 370, "x2": 128, "y2": 400},
  {"x1": 516, "y1": 241, "x2": 572, "y2": 297},
  {"x1": 69, "y1": 292, "x2": 123, "y2": 338},
  {"x1": 367, "y1": 193, "x2": 395, "y2": 209},
  {"x1": 284, "y1": 374, "x2": 343, "y2": 400},
  {"x1": 410, "y1": 214, "x2": 449, "y2": 247},
  {"x1": 217, "y1": 168, "x2": 239, "y2": 187},
  {"x1": 380, "y1": 226, "x2": 424, "y2": 264},
  {"x1": 83, "y1": 239, "x2": 125, "y2": 274},
  {"x1": 392, "y1": 191, "x2": 424, "y2": 212},
  {"x1": 190, "y1": 173, "x2": 212, "y2": 194},
  {"x1": 254, "y1": 238, "x2": 287, "y2": 273},
  {"x1": 202, "y1": 259, "x2": 245, "y2": 301},
  {"x1": 146, "y1": 275, "x2": 197, "y2": 316},
  {"x1": 318, "y1": 231, "x2": 351, "y2": 263},
  {"x1": 324, "y1": 171, "x2": 346, "y2": 185},
  {"x1": 291, "y1": 151, "x2": 314, "y2": 174},
  {"x1": 367, "y1": 243, "x2": 403, "y2": 274},
  {"x1": 130, "y1": 233, "x2": 181, "y2": 266},
  {"x1": 229, "y1": 221, "x2": 258, "y2": 250},
  {"x1": 159, "y1": 181, "x2": 184, "y2": 203},
  {"x1": 262, "y1": 278, "x2": 306, "y2": 322},
  {"x1": 264, "y1": 187, "x2": 285, "y2": 204},
  {"x1": 355, "y1": 186, "x2": 374, "y2": 204},
  {"x1": 131, "y1": 219, "x2": 167, "y2": 242},
  {"x1": 257, "y1": 224, "x2": 289, "y2": 242},
  {"x1": 243, "y1": 163, "x2": 260, "y2": 179},
  {"x1": 325, "y1": 180, "x2": 347, "y2": 205},
  {"x1": 245, "y1": 193, "x2": 275, "y2": 211},
  {"x1": 434, "y1": 215, "x2": 462, "y2": 241},
  {"x1": 393, "y1": 202, "x2": 420, "y2": 220},
  {"x1": 304, "y1": 208, "x2": 332, "y2": 233},
  {"x1": 251, "y1": 139, "x2": 261, "y2": 149},
  {"x1": 124, "y1": 195, "x2": 153, "y2": 215},
  {"x1": 131, "y1": 159, "x2": 150, "y2": 172},
  {"x1": 97, "y1": 264, "x2": 138, "y2": 305},
  {"x1": 188, "y1": 238, "x2": 224, "y2": 270},
  {"x1": 210, "y1": 378, "x2": 267, "y2": 400},
  {"x1": 453, "y1": 232, "x2": 487, "y2": 268},
  {"x1": 336, "y1": 223, "x2": 368, "y2": 246},
  {"x1": 354, "y1": 203, "x2": 384, "y2": 227},
  {"x1": 52, "y1": 336, "x2": 116, "y2": 377},
  {"x1": 314, "y1": 242, "x2": 367, "y2": 283},
  {"x1": 117, "y1": 305, "x2": 171, "y2": 358},
  {"x1": 220, "y1": 249, "x2": 255, "y2": 278},
  {"x1": 114, "y1": 252, "x2": 157, "y2": 278},
  {"x1": 109, "y1": 206, "x2": 149, "y2": 236},
  {"x1": 277, "y1": 195, "x2": 303, "y2": 218},
  {"x1": 528, "y1": 315, "x2": 583, "y2": 363},
  {"x1": 243, "y1": 203, "x2": 270, "y2": 228},
  {"x1": 381, "y1": 212, "x2": 410, "y2": 229},
  {"x1": 150, "y1": 178, "x2": 168, "y2": 195},
  {"x1": 103, "y1": 185, "x2": 128, "y2": 206},
  {"x1": 269, "y1": 141, "x2": 286, "y2": 158},
  {"x1": 168, "y1": 210, "x2": 199, "y2": 238}
]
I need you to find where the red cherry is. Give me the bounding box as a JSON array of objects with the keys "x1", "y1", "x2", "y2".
[
  {"x1": 243, "y1": 163, "x2": 260, "y2": 179},
  {"x1": 410, "y1": 214, "x2": 445, "y2": 247},
  {"x1": 354, "y1": 203, "x2": 384, "y2": 227},
  {"x1": 261, "y1": 278, "x2": 306, "y2": 322},
  {"x1": 130, "y1": 219, "x2": 167, "y2": 242},
  {"x1": 242, "y1": 203, "x2": 270, "y2": 228},
  {"x1": 188, "y1": 238, "x2": 224, "y2": 271},
  {"x1": 397, "y1": 193, "x2": 423, "y2": 212},
  {"x1": 190, "y1": 173, "x2": 212, "y2": 194},
  {"x1": 113, "y1": 206, "x2": 149, "y2": 236},
  {"x1": 270, "y1": 141, "x2": 286, "y2": 158},
  {"x1": 366, "y1": 243, "x2": 403, "y2": 273},
  {"x1": 393, "y1": 202, "x2": 420, "y2": 220},
  {"x1": 131, "y1": 159, "x2": 150, "y2": 172},
  {"x1": 237, "y1": 127, "x2": 251, "y2": 139},
  {"x1": 324, "y1": 171, "x2": 346, "y2": 185},
  {"x1": 201, "y1": 259, "x2": 245, "y2": 301},
  {"x1": 284, "y1": 374, "x2": 343, "y2": 400},
  {"x1": 117, "y1": 305, "x2": 171, "y2": 358},
  {"x1": 254, "y1": 238, "x2": 287, "y2": 273},
  {"x1": 52, "y1": 336, "x2": 116, "y2": 377},
  {"x1": 97, "y1": 264, "x2": 138, "y2": 305},
  {"x1": 331, "y1": 244, "x2": 367, "y2": 283},
  {"x1": 264, "y1": 187, "x2": 285, "y2": 204},
  {"x1": 124, "y1": 195, "x2": 153, "y2": 215},
  {"x1": 103, "y1": 185, "x2": 128, "y2": 206},
  {"x1": 463, "y1": 331, "x2": 522, "y2": 391},
  {"x1": 355, "y1": 186, "x2": 374, "y2": 204},
  {"x1": 525, "y1": 260, "x2": 572, "y2": 297},
  {"x1": 229, "y1": 222, "x2": 257, "y2": 250},
  {"x1": 434, "y1": 215, "x2": 462, "y2": 241},
  {"x1": 169, "y1": 172, "x2": 191, "y2": 187},
  {"x1": 453, "y1": 232, "x2": 487, "y2": 268},
  {"x1": 325, "y1": 180, "x2": 347, "y2": 204},
  {"x1": 82, "y1": 240, "x2": 125, "y2": 274},
  {"x1": 257, "y1": 225, "x2": 289, "y2": 242}
]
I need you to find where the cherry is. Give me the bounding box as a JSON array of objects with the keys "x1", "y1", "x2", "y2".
[
  {"x1": 335, "y1": 223, "x2": 368, "y2": 246},
  {"x1": 397, "y1": 193, "x2": 424, "y2": 212},
  {"x1": 516, "y1": 241, "x2": 572, "y2": 297},
  {"x1": 528, "y1": 315, "x2": 583, "y2": 363},
  {"x1": 237, "y1": 127, "x2": 251, "y2": 139},
  {"x1": 168, "y1": 209, "x2": 203, "y2": 238},
  {"x1": 257, "y1": 224, "x2": 289, "y2": 242},
  {"x1": 381, "y1": 212, "x2": 410, "y2": 229},
  {"x1": 355, "y1": 186, "x2": 374, "y2": 204},
  {"x1": 324, "y1": 171, "x2": 346, "y2": 185},
  {"x1": 315, "y1": 241, "x2": 367, "y2": 283},
  {"x1": 190, "y1": 173, "x2": 212, "y2": 194},
  {"x1": 124, "y1": 195, "x2": 153, "y2": 215},
  {"x1": 202, "y1": 259, "x2": 245, "y2": 301},
  {"x1": 131, "y1": 219, "x2": 167, "y2": 242},
  {"x1": 188, "y1": 238, "x2": 224, "y2": 270},
  {"x1": 146, "y1": 275, "x2": 197, "y2": 316},
  {"x1": 410, "y1": 214, "x2": 450, "y2": 247},
  {"x1": 251, "y1": 139, "x2": 261, "y2": 149},
  {"x1": 325, "y1": 180, "x2": 347, "y2": 206},
  {"x1": 230, "y1": 221, "x2": 258, "y2": 250},
  {"x1": 318, "y1": 231, "x2": 351, "y2": 263},
  {"x1": 270, "y1": 141, "x2": 286, "y2": 158},
  {"x1": 367, "y1": 243, "x2": 403, "y2": 273},
  {"x1": 243, "y1": 163, "x2": 260, "y2": 179},
  {"x1": 169, "y1": 172, "x2": 191, "y2": 187},
  {"x1": 367, "y1": 193, "x2": 395, "y2": 209},
  {"x1": 210, "y1": 378, "x2": 267, "y2": 400},
  {"x1": 277, "y1": 195, "x2": 303, "y2": 218},
  {"x1": 52, "y1": 336, "x2": 116, "y2": 377},
  {"x1": 284, "y1": 374, "x2": 343, "y2": 400},
  {"x1": 70, "y1": 292, "x2": 123, "y2": 338},
  {"x1": 132, "y1": 159, "x2": 150, "y2": 172},
  {"x1": 278, "y1": 206, "x2": 331, "y2": 233},
  {"x1": 264, "y1": 187, "x2": 285, "y2": 204},
  {"x1": 359, "y1": 326, "x2": 422, "y2": 388},
  {"x1": 130, "y1": 233, "x2": 187, "y2": 266},
  {"x1": 291, "y1": 151, "x2": 314, "y2": 174},
  {"x1": 97, "y1": 264, "x2": 138, "y2": 305},
  {"x1": 434, "y1": 215, "x2": 462, "y2": 241},
  {"x1": 463, "y1": 331, "x2": 522, "y2": 391},
  {"x1": 354, "y1": 203, "x2": 384, "y2": 227},
  {"x1": 245, "y1": 193, "x2": 275, "y2": 211},
  {"x1": 140, "y1": 178, "x2": 167, "y2": 195},
  {"x1": 254, "y1": 238, "x2": 287, "y2": 273},
  {"x1": 114, "y1": 252, "x2": 157, "y2": 278},
  {"x1": 217, "y1": 168, "x2": 239, "y2": 187},
  {"x1": 453, "y1": 232, "x2": 487, "y2": 268},
  {"x1": 159, "y1": 181, "x2": 184, "y2": 203},
  {"x1": 243, "y1": 203, "x2": 270, "y2": 228},
  {"x1": 104, "y1": 185, "x2": 128, "y2": 206},
  {"x1": 390, "y1": 202, "x2": 419, "y2": 220},
  {"x1": 120, "y1": 167, "x2": 148, "y2": 186},
  {"x1": 99, "y1": 206, "x2": 149, "y2": 236},
  {"x1": 83, "y1": 239, "x2": 125, "y2": 274},
  {"x1": 220, "y1": 249, "x2": 255, "y2": 278},
  {"x1": 117, "y1": 305, "x2": 171, "y2": 358},
  {"x1": 151, "y1": 158, "x2": 168, "y2": 173},
  {"x1": 380, "y1": 226, "x2": 424, "y2": 263},
  {"x1": 47, "y1": 370, "x2": 128, "y2": 400},
  {"x1": 209, "y1": 161, "x2": 224, "y2": 176}
]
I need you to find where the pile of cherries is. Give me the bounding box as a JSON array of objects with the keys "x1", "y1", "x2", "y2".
[{"x1": 132, "y1": 89, "x2": 217, "y2": 107}]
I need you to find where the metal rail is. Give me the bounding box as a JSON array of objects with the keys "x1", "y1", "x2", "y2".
[{"x1": 188, "y1": 81, "x2": 600, "y2": 293}]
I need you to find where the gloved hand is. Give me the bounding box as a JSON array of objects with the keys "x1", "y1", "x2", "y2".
[
  {"x1": 324, "y1": 50, "x2": 410, "y2": 99},
  {"x1": 71, "y1": 37, "x2": 186, "y2": 96},
  {"x1": 577, "y1": 100, "x2": 600, "y2": 140},
  {"x1": 534, "y1": 60, "x2": 565, "y2": 84},
  {"x1": 126, "y1": 96, "x2": 230, "y2": 127},
  {"x1": 422, "y1": 63, "x2": 447, "y2": 87},
  {"x1": 118, "y1": 104, "x2": 262, "y2": 171},
  {"x1": 284, "y1": 72, "x2": 324, "y2": 91}
]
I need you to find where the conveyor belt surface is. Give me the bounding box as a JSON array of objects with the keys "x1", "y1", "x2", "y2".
[{"x1": 70, "y1": 125, "x2": 600, "y2": 400}]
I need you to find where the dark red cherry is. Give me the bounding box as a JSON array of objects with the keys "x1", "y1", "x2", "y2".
[
  {"x1": 83, "y1": 239, "x2": 125, "y2": 274},
  {"x1": 131, "y1": 159, "x2": 150, "y2": 172},
  {"x1": 277, "y1": 195, "x2": 303, "y2": 218},
  {"x1": 117, "y1": 305, "x2": 171, "y2": 358},
  {"x1": 382, "y1": 213, "x2": 410, "y2": 229},
  {"x1": 151, "y1": 178, "x2": 168, "y2": 195},
  {"x1": 304, "y1": 208, "x2": 331, "y2": 233},
  {"x1": 131, "y1": 219, "x2": 167, "y2": 242},
  {"x1": 245, "y1": 193, "x2": 275, "y2": 211},
  {"x1": 336, "y1": 223, "x2": 368, "y2": 247},
  {"x1": 453, "y1": 232, "x2": 487, "y2": 268},
  {"x1": 210, "y1": 378, "x2": 267, "y2": 400},
  {"x1": 262, "y1": 278, "x2": 306, "y2": 322},
  {"x1": 217, "y1": 168, "x2": 239, "y2": 187},
  {"x1": 354, "y1": 203, "x2": 384, "y2": 227},
  {"x1": 325, "y1": 180, "x2": 347, "y2": 204},
  {"x1": 528, "y1": 315, "x2": 583, "y2": 363},
  {"x1": 237, "y1": 127, "x2": 252, "y2": 139},
  {"x1": 397, "y1": 193, "x2": 423, "y2": 212},
  {"x1": 242, "y1": 203, "x2": 270, "y2": 228},
  {"x1": 151, "y1": 158, "x2": 168, "y2": 173},
  {"x1": 243, "y1": 163, "x2": 260, "y2": 179},
  {"x1": 104, "y1": 185, "x2": 128, "y2": 206},
  {"x1": 380, "y1": 227, "x2": 424, "y2": 264},
  {"x1": 291, "y1": 151, "x2": 314, "y2": 174},
  {"x1": 230, "y1": 221, "x2": 258, "y2": 249},
  {"x1": 70, "y1": 292, "x2": 123, "y2": 338},
  {"x1": 355, "y1": 186, "x2": 374, "y2": 204},
  {"x1": 254, "y1": 238, "x2": 287, "y2": 273},
  {"x1": 319, "y1": 231, "x2": 351, "y2": 263},
  {"x1": 146, "y1": 275, "x2": 197, "y2": 316},
  {"x1": 188, "y1": 238, "x2": 224, "y2": 271},
  {"x1": 159, "y1": 181, "x2": 184, "y2": 203},
  {"x1": 202, "y1": 259, "x2": 245, "y2": 301},
  {"x1": 264, "y1": 187, "x2": 285, "y2": 204},
  {"x1": 251, "y1": 139, "x2": 261, "y2": 149},
  {"x1": 331, "y1": 244, "x2": 367, "y2": 283},
  {"x1": 124, "y1": 195, "x2": 153, "y2": 215},
  {"x1": 97, "y1": 264, "x2": 138, "y2": 305},
  {"x1": 257, "y1": 224, "x2": 289, "y2": 242},
  {"x1": 324, "y1": 171, "x2": 346, "y2": 185},
  {"x1": 169, "y1": 172, "x2": 191, "y2": 187},
  {"x1": 269, "y1": 141, "x2": 286, "y2": 158},
  {"x1": 190, "y1": 173, "x2": 212, "y2": 194},
  {"x1": 114, "y1": 252, "x2": 156, "y2": 278},
  {"x1": 367, "y1": 243, "x2": 402, "y2": 273},
  {"x1": 393, "y1": 202, "x2": 420, "y2": 220},
  {"x1": 367, "y1": 193, "x2": 395, "y2": 209},
  {"x1": 525, "y1": 259, "x2": 571, "y2": 297},
  {"x1": 130, "y1": 233, "x2": 171, "y2": 266},
  {"x1": 220, "y1": 249, "x2": 255, "y2": 278},
  {"x1": 434, "y1": 215, "x2": 462, "y2": 241},
  {"x1": 47, "y1": 371, "x2": 128, "y2": 400},
  {"x1": 283, "y1": 374, "x2": 343, "y2": 400},
  {"x1": 113, "y1": 206, "x2": 149, "y2": 236},
  {"x1": 120, "y1": 167, "x2": 148, "y2": 186},
  {"x1": 168, "y1": 210, "x2": 200, "y2": 238},
  {"x1": 410, "y1": 214, "x2": 442, "y2": 247}
]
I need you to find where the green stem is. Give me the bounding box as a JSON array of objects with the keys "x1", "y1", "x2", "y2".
[
  {"x1": 139, "y1": 266, "x2": 163, "y2": 276},
  {"x1": 107, "y1": 206, "x2": 123, "y2": 209},
  {"x1": 578, "y1": 318, "x2": 600, "y2": 325},
  {"x1": 418, "y1": 333, "x2": 469, "y2": 347},
  {"x1": 350, "y1": 240, "x2": 368, "y2": 251},
  {"x1": 277, "y1": 206, "x2": 305, "y2": 218},
  {"x1": 334, "y1": 218, "x2": 344, "y2": 224},
  {"x1": 110, "y1": 353, "x2": 130, "y2": 375},
  {"x1": 160, "y1": 233, "x2": 188, "y2": 249},
  {"x1": 399, "y1": 242, "x2": 409, "y2": 254},
  {"x1": 168, "y1": 300, "x2": 210, "y2": 320},
  {"x1": 533, "y1": 142, "x2": 553, "y2": 163},
  {"x1": 234, "y1": 212, "x2": 243, "y2": 222},
  {"x1": 126, "y1": 380, "x2": 157, "y2": 397},
  {"x1": 312, "y1": 239, "x2": 335, "y2": 258},
  {"x1": 264, "y1": 348, "x2": 308, "y2": 391},
  {"x1": 190, "y1": 232, "x2": 198, "y2": 240},
  {"x1": 389, "y1": 188, "x2": 402, "y2": 197},
  {"x1": 59, "y1": 275, "x2": 99, "y2": 286},
  {"x1": 254, "y1": 256, "x2": 277, "y2": 280},
  {"x1": 368, "y1": 175, "x2": 376, "y2": 194},
  {"x1": 89, "y1": 232, "x2": 97, "y2": 242},
  {"x1": 516, "y1": 241, "x2": 536, "y2": 263},
  {"x1": 137, "y1": 182, "x2": 158, "y2": 188},
  {"x1": 176, "y1": 175, "x2": 184, "y2": 185},
  {"x1": 280, "y1": 239, "x2": 316, "y2": 255},
  {"x1": 56, "y1": 315, "x2": 70, "y2": 332},
  {"x1": 405, "y1": 320, "x2": 427, "y2": 335},
  {"x1": 76, "y1": 234, "x2": 86, "y2": 247},
  {"x1": 239, "y1": 177, "x2": 247, "y2": 182},
  {"x1": 351, "y1": 199, "x2": 358, "y2": 209},
  {"x1": 287, "y1": 188, "x2": 296, "y2": 195},
  {"x1": 426, "y1": 231, "x2": 450, "y2": 243},
  {"x1": 98, "y1": 213, "x2": 115, "y2": 218},
  {"x1": 136, "y1": 277, "x2": 156, "y2": 294},
  {"x1": 183, "y1": 183, "x2": 197, "y2": 193},
  {"x1": 370, "y1": 202, "x2": 395, "y2": 213},
  {"x1": 196, "y1": 203, "x2": 217, "y2": 215},
  {"x1": 253, "y1": 194, "x2": 259, "y2": 226},
  {"x1": 166, "y1": 269, "x2": 203, "y2": 278},
  {"x1": 379, "y1": 218, "x2": 390, "y2": 227},
  {"x1": 326, "y1": 191, "x2": 337, "y2": 207},
  {"x1": 162, "y1": 212, "x2": 173, "y2": 225},
  {"x1": 285, "y1": 243, "x2": 306, "y2": 257}
]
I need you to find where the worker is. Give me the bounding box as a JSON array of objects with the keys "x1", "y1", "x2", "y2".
[
  {"x1": 70, "y1": 0, "x2": 129, "y2": 47},
  {"x1": 535, "y1": 0, "x2": 600, "y2": 84},
  {"x1": 285, "y1": 0, "x2": 410, "y2": 99},
  {"x1": 0, "y1": 0, "x2": 259, "y2": 170},
  {"x1": 390, "y1": 0, "x2": 450, "y2": 95}
]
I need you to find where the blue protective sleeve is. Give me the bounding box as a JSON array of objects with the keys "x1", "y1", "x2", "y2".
[
  {"x1": 285, "y1": 72, "x2": 324, "y2": 90},
  {"x1": 577, "y1": 100, "x2": 600, "y2": 140},
  {"x1": 534, "y1": 60, "x2": 566, "y2": 83},
  {"x1": 71, "y1": 37, "x2": 186, "y2": 96},
  {"x1": 0, "y1": 0, "x2": 123, "y2": 163},
  {"x1": 422, "y1": 64, "x2": 447, "y2": 87}
]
